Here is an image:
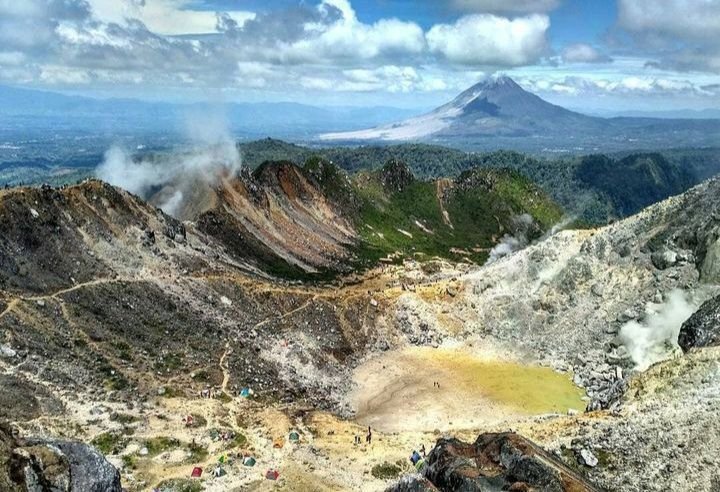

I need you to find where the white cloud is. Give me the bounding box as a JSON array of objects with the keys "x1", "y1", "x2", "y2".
[
  {"x1": 561, "y1": 43, "x2": 611, "y2": 64},
  {"x1": 450, "y1": 0, "x2": 560, "y2": 13},
  {"x1": 86, "y1": 0, "x2": 255, "y2": 36},
  {"x1": 301, "y1": 65, "x2": 447, "y2": 93},
  {"x1": 618, "y1": 0, "x2": 720, "y2": 39},
  {"x1": 427, "y1": 14, "x2": 550, "y2": 66},
  {"x1": 0, "y1": 51, "x2": 25, "y2": 66},
  {"x1": 282, "y1": 1, "x2": 425, "y2": 63},
  {"x1": 617, "y1": 0, "x2": 720, "y2": 73},
  {"x1": 519, "y1": 74, "x2": 714, "y2": 97}
]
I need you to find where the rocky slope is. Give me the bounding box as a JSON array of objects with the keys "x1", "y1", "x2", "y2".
[{"x1": 1, "y1": 171, "x2": 720, "y2": 490}]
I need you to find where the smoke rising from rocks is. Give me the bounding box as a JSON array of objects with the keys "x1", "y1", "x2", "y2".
[
  {"x1": 96, "y1": 111, "x2": 242, "y2": 217},
  {"x1": 619, "y1": 289, "x2": 700, "y2": 371}
]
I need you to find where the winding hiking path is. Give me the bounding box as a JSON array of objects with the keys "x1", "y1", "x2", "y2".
[
  {"x1": 0, "y1": 299, "x2": 18, "y2": 320},
  {"x1": 220, "y1": 341, "x2": 233, "y2": 392},
  {"x1": 253, "y1": 294, "x2": 319, "y2": 330}
]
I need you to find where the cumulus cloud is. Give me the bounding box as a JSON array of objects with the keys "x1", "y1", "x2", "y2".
[
  {"x1": 449, "y1": 0, "x2": 560, "y2": 13},
  {"x1": 86, "y1": 0, "x2": 255, "y2": 36},
  {"x1": 0, "y1": 0, "x2": 560, "y2": 94},
  {"x1": 561, "y1": 43, "x2": 612, "y2": 64},
  {"x1": 427, "y1": 14, "x2": 550, "y2": 66}
]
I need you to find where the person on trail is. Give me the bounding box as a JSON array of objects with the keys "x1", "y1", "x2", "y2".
[
  {"x1": 420, "y1": 444, "x2": 426, "y2": 457},
  {"x1": 366, "y1": 426, "x2": 372, "y2": 444},
  {"x1": 354, "y1": 435, "x2": 361, "y2": 445}
]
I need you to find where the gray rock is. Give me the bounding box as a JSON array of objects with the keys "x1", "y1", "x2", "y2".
[
  {"x1": 579, "y1": 448, "x2": 599, "y2": 467},
  {"x1": 617, "y1": 309, "x2": 638, "y2": 323},
  {"x1": 0, "y1": 345, "x2": 16, "y2": 359},
  {"x1": 8, "y1": 434, "x2": 121, "y2": 492},
  {"x1": 678, "y1": 294, "x2": 720, "y2": 351},
  {"x1": 651, "y1": 249, "x2": 678, "y2": 270}
]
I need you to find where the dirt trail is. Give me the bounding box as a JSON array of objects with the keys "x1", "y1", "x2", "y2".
[
  {"x1": 436, "y1": 179, "x2": 454, "y2": 229},
  {"x1": 219, "y1": 341, "x2": 233, "y2": 392},
  {"x1": 0, "y1": 299, "x2": 18, "y2": 319},
  {"x1": 254, "y1": 294, "x2": 319, "y2": 330}
]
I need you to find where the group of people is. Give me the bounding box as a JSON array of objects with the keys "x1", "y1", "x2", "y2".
[
  {"x1": 410, "y1": 445, "x2": 426, "y2": 466},
  {"x1": 353, "y1": 426, "x2": 373, "y2": 445},
  {"x1": 432, "y1": 381, "x2": 441, "y2": 389}
]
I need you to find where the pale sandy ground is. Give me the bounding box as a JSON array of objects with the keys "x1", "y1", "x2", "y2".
[
  {"x1": 350, "y1": 346, "x2": 585, "y2": 434},
  {"x1": 9, "y1": 342, "x2": 588, "y2": 492}
]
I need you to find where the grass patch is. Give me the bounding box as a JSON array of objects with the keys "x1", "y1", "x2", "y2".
[
  {"x1": 143, "y1": 436, "x2": 181, "y2": 457},
  {"x1": 371, "y1": 462, "x2": 402, "y2": 480},
  {"x1": 121, "y1": 454, "x2": 137, "y2": 470},
  {"x1": 91, "y1": 431, "x2": 128, "y2": 455},
  {"x1": 188, "y1": 414, "x2": 207, "y2": 428},
  {"x1": 158, "y1": 386, "x2": 184, "y2": 398},
  {"x1": 154, "y1": 478, "x2": 203, "y2": 492},
  {"x1": 186, "y1": 441, "x2": 209, "y2": 463},
  {"x1": 155, "y1": 352, "x2": 184, "y2": 373},
  {"x1": 110, "y1": 412, "x2": 138, "y2": 424},
  {"x1": 230, "y1": 432, "x2": 247, "y2": 448}
]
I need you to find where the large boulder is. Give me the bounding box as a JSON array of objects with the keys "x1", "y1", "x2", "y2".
[
  {"x1": 386, "y1": 475, "x2": 439, "y2": 492},
  {"x1": 678, "y1": 294, "x2": 720, "y2": 351},
  {"x1": 422, "y1": 433, "x2": 600, "y2": 492},
  {"x1": 0, "y1": 424, "x2": 121, "y2": 492}
]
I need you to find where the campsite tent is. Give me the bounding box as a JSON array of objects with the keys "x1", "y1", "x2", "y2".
[
  {"x1": 191, "y1": 467, "x2": 203, "y2": 478},
  {"x1": 243, "y1": 456, "x2": 257, "y2": 467},
  {"x1": 288, "y1": 431, "x2": 300, "y2": 442},
  {"x1": 240, "y1": 388, "x2": 252, "y2": 398},
  {"x1": 266, "y1": 469, "x2": 280, "y2": 480}
]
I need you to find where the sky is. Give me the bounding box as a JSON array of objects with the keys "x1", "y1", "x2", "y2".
[{"x1": 1, "y1": 0, "x2": 719, "y2": 113}]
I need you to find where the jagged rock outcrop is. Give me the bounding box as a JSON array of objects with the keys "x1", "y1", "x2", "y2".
[
  {"x1": 0, "y1": 423, "x2": 120, "y2": 492},
  {"x1": 387, "y1": 475, "x2": 439, "y2": 492},
  {"x1": 421, "y1": 433, "x2": 600, "y2": 492},
  {"x1": 678, "y1": 294, "x2": 720, "y2": 351}
]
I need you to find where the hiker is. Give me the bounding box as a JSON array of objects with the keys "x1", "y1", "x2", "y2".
[
  {"x1": 420, "y1": 444, "x2": 426, "y2": 457},
  {"x1": 366, "y1": 426, "x2": 372, "y2": 444},
  {"x1": 410, "y1": 450, "x2": 421, "y2": 465},
  {"x1": 354, "y1": 435, "x2": 361, "y2": 446}
]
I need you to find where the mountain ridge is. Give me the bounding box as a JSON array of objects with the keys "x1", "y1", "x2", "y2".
[{"x1": 320, "y1": 76, "x2": 720, "y2": 150}]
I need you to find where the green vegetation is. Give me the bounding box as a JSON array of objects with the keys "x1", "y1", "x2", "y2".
[
  {"x1": 371, "y1": 462, "x2": 402, "y2": 480},
  {"x1": 91, "y1": 431, "x2": 128, "y2": 455},
  {"x1": 121, "y1": 454, "x2": 137, "y2": 470},
  {"x1": 188, "y1": 414, "x2": 207, "y2": 428},
  {"x1": 240, "y1": 140, "x2": 720, "y2": 225},
  {"x1": 109, "y1": 412, "x2": 137, "y2": 425},
  {"x1": 352, "y1": 163, "x2": 562, "y2": 266},
  {"x1": 576, "y1": 153, "x2": 694, "y2": 217},
  {"x1": 229, "y1": 431, "x2": 247, "y2": 448},
  {"x1": 186, "y1": 441, "x2": 209, "y2": 463},
  {"x1": 154, "y1": 478, "x2": 203, "y2": 492},
  {"x1": 143, "y1": 436, "x2": 181, "y2": 457},
  {"x1": 154, "y1": 352, "x2": 184, "y2": 373}
]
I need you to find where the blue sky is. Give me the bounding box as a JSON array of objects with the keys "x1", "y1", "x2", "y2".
[{"x1": 0, "y1": 0, "x2": 718, "y2": 113}]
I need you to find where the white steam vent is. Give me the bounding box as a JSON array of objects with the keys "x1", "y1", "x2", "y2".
[
  {"x1": 619, "y1": 289, "x2": 700, "y2": 371},
  {"x1": 96, "y1": 110, "x2": 242, "y2": 217}
]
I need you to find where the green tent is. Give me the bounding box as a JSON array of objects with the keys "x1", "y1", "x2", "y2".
[
  {"x1": 288, "y1": 431, "x2": 300, "y2": 442},
  {"x1": 243, "y1": 456, "x2": 257, "y2": 467}
]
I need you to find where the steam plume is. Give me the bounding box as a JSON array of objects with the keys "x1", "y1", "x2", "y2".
[
  {"x1": 96, "y1": 110, "x2": 241, "y2": 217},
  {"x1": 619, "y1": 290, "x2": 700, "y2": 371}
]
